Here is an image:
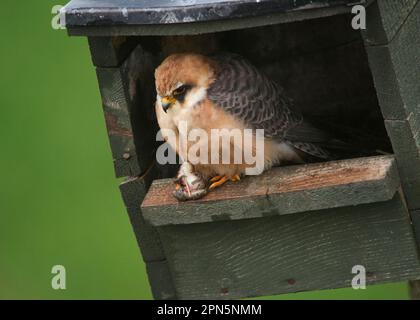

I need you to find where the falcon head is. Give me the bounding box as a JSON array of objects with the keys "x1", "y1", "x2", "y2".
[{"x1": 155, "y1": 53, "x2": 216, "y2": 113}]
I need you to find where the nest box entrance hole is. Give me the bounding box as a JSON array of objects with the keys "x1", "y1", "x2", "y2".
[{"x1": 127, "y1": 12, "x2": 393, "y2": 180}]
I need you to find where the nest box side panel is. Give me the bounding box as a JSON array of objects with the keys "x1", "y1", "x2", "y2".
[
  {"x1": 89, "y1": 37, "x2": 175, "y2": 299},
  {"x1": 157, "y1": 195, "x2": 420, "y2": 299},
  {"x1": 384, "y1": 120, "x2": 420, "y2": 210},
  {"x1": 410, "y1": 278, "x2": 420, "y2": 300},
  {"x1": 363, "y1": 1, "x2": 420, "y2": 210},
  {"x1": 145, "y1": 260, "x2": 177, "y2": 300},
  {"x1": 412, "y1": 210, "x2": 420, "y2": 249},
  {"x1": 410, "y1": 209, "x2": 420, "y2": 300},
  {"x1": 363, "y1": 1, "x2": 420, "y2": 124},
  {"x1": 119, "y1": 163, "x2": 165, "y2": 263},
  {"x1": 363, "y1": 0, "x2": 419, "y2": 46},
  {"x1": 94, "y1": 43, "x2": 158, "y2": 177},
  {"x1": 119, "y1": 163, "x2": 177, "y2": 300},
  {"x1": 363, "y1": 2, "x2": 420, "y2": 297}
]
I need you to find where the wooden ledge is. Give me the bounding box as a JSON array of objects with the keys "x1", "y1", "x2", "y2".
[{"x1": 141, "y1": 155, "x2": 400, "y2": 226}]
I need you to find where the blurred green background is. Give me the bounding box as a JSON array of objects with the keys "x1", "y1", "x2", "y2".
[{"x1": 0, "y1": 1, "x2": 411, "y2": 299}]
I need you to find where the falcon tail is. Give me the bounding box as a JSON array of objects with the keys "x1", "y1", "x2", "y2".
[{"x1": 286, "y1": 137, "x2": 390, "y2": 163}]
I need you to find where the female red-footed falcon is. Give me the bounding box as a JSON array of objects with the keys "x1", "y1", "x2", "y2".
[{"x1": 155, "y1": 53, "x2": 333, "y2": 201}]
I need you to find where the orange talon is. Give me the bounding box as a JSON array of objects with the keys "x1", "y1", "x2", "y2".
[
  {"x1": 210, "y1": 175, "x2": 223, "y2": 182},
  {"x1": 175, "y1": 183, "x2": 181, "y2": 190},
  {"x1": 208, "y1": 175, "x2": 228, "y2": 190},
  {"x1": 231, "y1": 174, "x2": 241, "y2": 182}
]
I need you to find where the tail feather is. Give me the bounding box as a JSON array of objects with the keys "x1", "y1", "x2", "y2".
[
  {"x1": 287, "y1": 141, "x2": 332, "y2": 160},
  {"x1": 286, "y1": 139, "x2": 385, "y2": 162}
]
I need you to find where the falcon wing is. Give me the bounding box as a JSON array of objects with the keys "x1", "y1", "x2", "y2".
[{"x1": 207, "y1": 54, "x2": 332, "y2": 159}]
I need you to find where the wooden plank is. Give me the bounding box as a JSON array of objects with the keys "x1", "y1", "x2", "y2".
[
  {"x1": 88, "y1": 36, "x2": 139, "y2": 67},
  {"x1": 410, "y1": 209, "x2": 420, "y2": 301},
  {"x1": 96, "y1": 44, "x2": 157, "y2": 177},
  {"x1": 364, "y1": 3, "x2": 420, "y2": 211},
  {"x1": 96, "y1": 67, "x2": 140, "y2": 177},
  {"x1": 410, "y1": 280, "x2": 420, "y2": 300},
  {"x1": 119, "y1": 163, "x2": 166, "y2": 262},
  {"x1": 146, "y1": 260, "x2": 177, "y2": 300},
  {"x1": 385, "y1": 120, "x2": 420, "y2": 210},
  {"x1": 125, "y1": 205, "x2": 166, "y2": 263},
  {"x1": 363, "y1": 0, "x2": 419, "y2": 46},
  {"x1": 120, "y1": 164, "x2": 178, "y2": 299},
  {"x1": 411, "y1": 209, "x2": 420, "y2": 249},
  {"x1": 364, "y1": 1, "x2": 420, "y2": 127},
  {"x1": 142, "y1": 156, "x2": 400, "y2": 226},
  {"x1": 157, "y1": 195, "x2": 420, "y2": 299},
  {"x1": 119, "y1": 169, "x2": 154, "y2": 208}
]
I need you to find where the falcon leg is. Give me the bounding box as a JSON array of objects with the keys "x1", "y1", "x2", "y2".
[
  {"x1": 208, "y1": 174, "x2": 241, "y2": 190},
  {"x1": 208, "y1": 175, "x2": 228, "y2": 190},
  {"x1": 210, "y1": 175, "x2": 223, "y2": 182},
  {"x1": 231, "y1": 174, "x2": 241, "y2": 182}
]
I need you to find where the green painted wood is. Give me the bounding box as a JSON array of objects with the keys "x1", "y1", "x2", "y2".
[
  {"x1": 385, "y1": 120, "x2": 420, "y2": 211},
  {"x1": 119, "y1": 166, "x2": 154, "y2": 208},
  {"x1": 119, "y1": 163, "x2": 167, "y2": 262},
  {"x1": 364, "y1": 3, "x2": 420, "y2": 211},
  {"x1": 67, "y1": 4, "x2": 357, "y2": 37},
  {"x1": 410, "y1": 209, "x2": 420, "y2": 302},
  {"x1": 96, "y1": 44, "x2": 157, "y2": 177},
  {"x1": 146, "y1": 260, "x2": 177, "y2": 300},
  {"x1": 364, "y1": 1, "x2": 420, "y2": 128},
  {"x1": 125, "y1": 205, "x2": 166, "y2": 263},
  {"x1": 119, "y1": 163, "x2": 177, "y2": 299},
  {"x1": 411, "y1": 209, "x2": 420, "y2": 249},
  {"x1": 142, "y1": 156, "x2": 400, "y2": 226},
  {"x1": 88, "y1": 36, "x2": 139, "y2": 67},
  {"x1": 410, "y1": 280, "x2": 420, "y2": 300},
  {"x1": 363, "y1": 0, "x2": 419, "y2": 46},
  {"x1": 97, "y1": 67, "x2": 140, "y2": 177},
  {"x1": 157, "y1": 195, "x2": 420, "y2": 299}
]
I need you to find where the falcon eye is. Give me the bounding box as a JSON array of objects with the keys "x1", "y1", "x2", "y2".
[{"x1": 172, "y1": 85, "x2": 190, "y2": 97}]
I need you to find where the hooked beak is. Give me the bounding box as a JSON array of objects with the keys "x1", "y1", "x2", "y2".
[{"x1": 161, "y1": 96, "x2": 176, "y2": 113}]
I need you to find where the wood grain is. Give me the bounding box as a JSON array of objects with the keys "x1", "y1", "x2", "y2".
[
  {"x1": 385, "y1": 120, "x2": 420, "y2": 210},
  {"x1": 119, "y1": 163, "x2": 166, "y2": 262},
  {"x1": 146, "y1": 260, "x2": 177, "y2": 300},
  {"x1": 363, "y1": 3, "x2": 420, "y2": 210},
  {"x1": 410, "y1": 280, "x2": 420, "y2": 300},
  {"x1": 411, "y1": 209, "x2": 420, "y2": 249},
  {"x1": 364, "y1": 2, "x2": 420, "y2": 127},
  {"x1": 142, "y1": 156, "x2": 400, "y2": 226},
  {"x1": 119, "y1": 163, "x2": 177, "y2": 299},
  {"x1": 88, "y1": 36, "x2": 139, "y2": 67},
  {"x1": 96, "y1": 44, "x2": 158, "y2": 177},
  {"x1": 157, "y1": 195, "x2": 420, "y2": 299},
  {"x1": 97, "y1": 66, "x2": 139, "y2": 177},
  {"x1": 363, "y1": 0, "x2": 418, "y2": 46}
]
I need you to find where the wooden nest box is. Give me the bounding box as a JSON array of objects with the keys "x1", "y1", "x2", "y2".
[{"x1": 64, "y1": 0, "x2": 420, "y2": 299}]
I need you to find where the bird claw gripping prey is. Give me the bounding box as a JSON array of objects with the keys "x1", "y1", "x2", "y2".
[
  {"x1": 172, "y1": 162, "x2": 243, "y2": 201},
  {"x1": 172, "y1": 162, "x2": 208, "y2": 201}
]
